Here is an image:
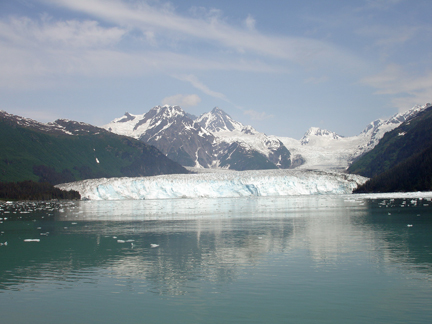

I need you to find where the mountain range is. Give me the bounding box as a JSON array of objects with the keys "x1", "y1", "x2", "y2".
[
  {"x1": 104, "y1": 103, "x2": 431, "y2": 172},
  {"x1": 104, "y1": 106, "x2": 291, "y2": 171},
  {"x1": 1, "y1": 102, "x2": 430, "y2": 192}
]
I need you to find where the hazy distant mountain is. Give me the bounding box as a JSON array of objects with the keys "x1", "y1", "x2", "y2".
[
  {"x1": 0, "y1": 110, "x2": 188, "y2": 184},
  {"x1": 300, "y1": 127, "x2": 344, "y2": 145}
]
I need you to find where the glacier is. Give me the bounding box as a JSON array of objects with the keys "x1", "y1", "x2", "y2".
[{"x1": 56, "y1": 169, "x2": 368, "y2": 200}]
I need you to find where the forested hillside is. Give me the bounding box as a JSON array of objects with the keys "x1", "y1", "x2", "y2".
[
  {"x1": 351, "y1": 106, "x2": 432, "y2": 193},
  {"x1": 0, "y1": 111, "x2": 188, "y2": 185},
  {"x1": 0, "y1": 181, "x2": 80, "y2": 200}
]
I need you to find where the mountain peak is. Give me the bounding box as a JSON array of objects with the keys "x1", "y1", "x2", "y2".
[
  {"x1": 300, "y1": 127, "x2": 343, "y2": 145},
  {"x1": 196, "y1": 107, "x2": 243, "y2": 133},
  {"x1": 211, "y1": 107, "x2": 223, "y2": 113},
  {"x1": 152, "y1": 105, "x2": 185, "y2": 117}
]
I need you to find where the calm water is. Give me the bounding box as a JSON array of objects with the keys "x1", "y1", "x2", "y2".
[{"x1": 1, "y1": 195, "x2": 431, "y2": 324}]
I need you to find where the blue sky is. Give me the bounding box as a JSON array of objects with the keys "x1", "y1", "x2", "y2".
[{"x1": 0, "y1": 0, "x2": 431, "y2": 138}]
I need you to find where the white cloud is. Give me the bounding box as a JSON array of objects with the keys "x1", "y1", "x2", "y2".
[
  {"x1": 356, "y1": 25, "x2": 420, "y2": 48},
  {"x1": 244, "y1": 15, "x2": 256, "y2": 31},
  {"x1": 304, "y1": 76, "x2": 329, "y2": 84},
  {"x1": 243, "y1": 110, "x2": 274, "y2": 121},
  {"x1": 42, "y1": 0, "x2": 364, "y2": 68},
  {"x1": 0, "y1": 15, "x2": 125, "y2": 49},
  {"x1": 0, "y1": 9, "x2": 287, "y2": 90},
  {"x1": 362, "y1": 64, "x2": 432, "y2": 111},
  {"x1": 174, "y1": 74, "x2": 229, "y2": 101},
  {"x1": 161, "y1": 94, "x2": 201, "y2": 107}
]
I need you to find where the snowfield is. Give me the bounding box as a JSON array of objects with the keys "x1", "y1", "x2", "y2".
[{"x1": 56, "y1": 169, "x2": 368, "y2": 200}]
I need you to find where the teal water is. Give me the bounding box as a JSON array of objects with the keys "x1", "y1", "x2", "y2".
[{"x1": 0, "y1": 195, "x2": 431, "y2": 323}]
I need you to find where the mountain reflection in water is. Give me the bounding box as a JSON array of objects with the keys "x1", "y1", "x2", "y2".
[{"x1": 0, "y1": 195, "x2": 431, "y2": 323}]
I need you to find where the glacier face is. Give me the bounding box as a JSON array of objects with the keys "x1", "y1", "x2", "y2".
[{"x1": 56, "y1": 169, "x2": 368, "y2": 200}]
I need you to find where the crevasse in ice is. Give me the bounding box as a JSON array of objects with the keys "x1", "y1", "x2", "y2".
[{"x1": 56, "y1": 169, "x2": 368, "y2": 200}]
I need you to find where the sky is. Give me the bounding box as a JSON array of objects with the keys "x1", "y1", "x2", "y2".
[{"x1": 0, "y1": 0, "x2": 431, "y2": 139}]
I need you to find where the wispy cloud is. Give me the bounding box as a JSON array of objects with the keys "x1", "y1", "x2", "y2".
[
  {"x1": 362, "y1": 64, "x2": 432, "y2": 111},
  {"x1": 304, "y1": 76, "x2": 329, "y2": 84},
  {"x1": 41, "y1": 0, "x2": 364, "y2": 68},
  {"x1": 244, "y1": 14, "x2": 256, "y2": 31},
  {"x1": 243, "y1": 110, "x2": 274, "y2": 121},
  {"x1": 173, "y1": 74, "x2": 229, "y2": 101},
  {"x1": 0, "y1": 6, "x2": 286, "y2": 89},
  {"x1": 161, "y1": 94, "x2": 201, "y2": 107},
  {"x1": 355, "y1": 24, "x2": 420, "y2": 48},
  {"x1": 0, "y1": 15, "x2": 126, "y2": 48}
]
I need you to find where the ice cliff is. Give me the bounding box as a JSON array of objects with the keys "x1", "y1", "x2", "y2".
[{"x1": 56, "y1": 169, "x2": 368, "y2": 200}]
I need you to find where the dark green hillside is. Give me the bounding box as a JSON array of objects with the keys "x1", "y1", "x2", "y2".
[
  {"x1": 0, "y1": 180, "x2": 80, "y2": 200},
  {"x1": 350, "y1": 105, "x2": 432, "y2": 193},
  {"x1": 348, "y1": 106, "x2": 432, "y2": 178},
  {"x1": 0, "y1": 117, "x2": 188, "y2": 185},
  {"x1": 353, "y1": 144, "x2": 432, "y2": 193}
]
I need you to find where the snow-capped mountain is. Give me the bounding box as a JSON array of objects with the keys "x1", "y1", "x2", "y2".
[
  {"x1": 104, "y1": 106, "x2": 292, "y2": 170},
  {"x1": 279, "y1": 103, "x2": 431, "y2": 170},
  {"x1": 0, "y1": 110, "x2": 99, "y2": 136},
  {"x1": 103, "y1": 103, "x2": 430, "y2": 171},
  {"x1": 196, "y1": 107, "x2": 244, "y2": 133},
  {"x1": 105, "y1": 105, "x2": 215, "y2": 168},
  {"x1": 354, "y1": 104, "x2": 428, "y2": 155},
  {"x1": 300, "y1": 127, "x2": 343, "y2": 145},
  {"x1": 196, "y1": 107, "x2": 291, "y2": 169}
]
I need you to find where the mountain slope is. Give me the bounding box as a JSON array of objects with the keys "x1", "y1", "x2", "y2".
[
  {"x1": 197, "y1": 107, "x2": 291, "y2": 169},
  {"x1": 353, "y1": 144, "x2": 432, "y2": 193},
  {"x1": 105, "y1": 105, "x2": 215, "y2": 168},
  {"x1": 104, "y1": 105, "x2": 291, "y2": 170},
  {"x1": 0, "y1": 111, "x2": 188, "y2": 184},
  {"x1": 348, "y1": 105, "x2": 432, "y2": 179},
  {"x1": 278, "y1": 103, "x2": 431, "y2": 171}
]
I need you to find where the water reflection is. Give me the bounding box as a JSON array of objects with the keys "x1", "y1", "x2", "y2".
[{"x1": 1, "y1": 196, "x2": 431, "y2": 297}]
